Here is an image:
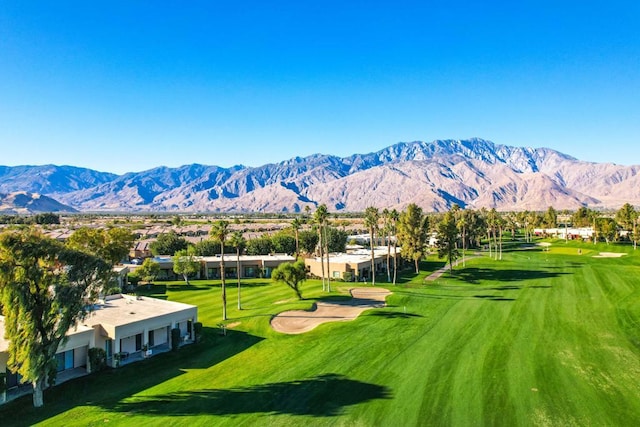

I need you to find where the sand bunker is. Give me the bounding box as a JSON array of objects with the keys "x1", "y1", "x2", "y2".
[
  {"x1": 271, "y1": 287, "x2": 391, "y2": 334},
  {"x1": 592, "y1": 252, "x2": 626, "y2": 258}
]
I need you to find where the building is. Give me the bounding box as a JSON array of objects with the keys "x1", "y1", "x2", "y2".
[
  {"x1": 201, "y1": 254, "x2": 296, "y2": 279},
  {"x1": 533, "y1": 227, "x2": 595, "y2": 240},
  {"x1": 139, "y1": 254, "x2": 297, "y2": 281},
  {"x1": 1, "y1": 294, "x2": 197, "y2": 404},
  {"x1": 305, "y1": 247, "x2": 401, "y2": 282}
]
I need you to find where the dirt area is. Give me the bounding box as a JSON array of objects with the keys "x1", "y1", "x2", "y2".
[
  {"x1": 592, "y1": 252, "x2": 627, "y2": 258},
  {"x1": 270, "y1": 287, "x2": 392, "y2": 334}
]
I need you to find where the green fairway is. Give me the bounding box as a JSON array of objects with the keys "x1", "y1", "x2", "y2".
[{"x1": 2, "y1": 240, "x2": 640, "y2": 426}]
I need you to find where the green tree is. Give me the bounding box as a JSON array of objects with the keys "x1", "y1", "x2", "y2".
[
  {"x1": 193, "y1": 239, "x2": 220, "y2": 256},
  {"x1": 271, "y1": 232, "x2": 296, "y2": 254},
  {"x1": 616, "y1": 203, "x2": 638, "y2": 249},
  {"x1": 325, "y1": 226, "x2": 348, "y2": 253},
  {"x1": 149, "y1": 231, "x2": 188, "y2": 256},
  {"x1": 139, "y1": 258, "x2": 160, "y2": 283},
  {"x1": 397, "y1": 203, "x2": 429, "y2": 274},
  {"x1": 272, "y1": 260, "x2": 307, "y2": 300},
  {"x1": 210, "y1": 220, "x2": 230, "y2": 320},
  {"x1": 298, "y1": 230, "x2": 319, "y2": 255},
  {"x1": 0, "y1": 228, "x2": 111, "y2": 407},
  {"x1": 245, "y1": 236, "x2": 273, "y2": 255},
  {"x1": 229, "y1": 231, "x2": 246, "y2": 310},
  {"x1": 597, "y1": 217, "x2": 618, "y2": 244},
  {"x1": 66, "y1": 227, "x2": 135, "y2": 265},
  {"x1": 543, "y1": 206, "x2": 558, "y2": 228},
  {"x1": 33, "y1": 213, "x2": 60, "y2": 225},
  {"x1": 364, "y1": 206, "x2": 380, "y2": 284},
  {"x1": 436, "y1": 210, "x2": 460, "y2": 273},
  {"x1": 172, "y1": 247, "x2": 200, "y2": 285},
  {"x1": 572, "y1": 207, "x2": 592, "y2": 227}
]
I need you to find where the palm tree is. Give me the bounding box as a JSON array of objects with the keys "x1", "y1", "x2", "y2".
[
  {"x1": 455, "y1": 209, "x2": 468, "y2": 268},
  {"x1": 290, "y1": 217, "x2": 303, "y2": 259},
  {"x1": 313, "y1": 205, "x2": 329, "y2": 291},
  {"x1": 364, "y1": 206, "x2": 380, "y2": 285},
  {"x1": 210, "y1": 220, "x2": 230, "y2": 320},
  {"x1": 324, "y1": 216, "x2": 332, "y2": 292},
  {"x1": 229, "y1": 230, "x2": 246, "y2": 310},
  {"x1": 382, "y1": 209, "x2": 392, "y2": 282},
  {"x1": 590, "y1": 210, "x2": 600, "y2": 244},
  {"x1": 390, "y1": 209, "x2": 400, "y2": 285}
]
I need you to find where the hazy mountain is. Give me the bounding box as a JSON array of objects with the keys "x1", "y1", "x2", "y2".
[
  {"x1": 1, "y1": 138, "x2": 638, "y2": 212},
  {"x1": 0, "y1": 192, "x2": 78, "y2": 214},
  {"x1": 0, "y1": 165, "x2": 117, "y2": 196}
]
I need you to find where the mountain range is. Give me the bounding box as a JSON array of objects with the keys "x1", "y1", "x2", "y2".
[{"x1": 1, "y1": 138, "x2": 638, "y2": 213}]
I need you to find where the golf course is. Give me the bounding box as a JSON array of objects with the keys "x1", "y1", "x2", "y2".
[{"x1": 2, "y1": 239, "x2": 640, "y2": 426}]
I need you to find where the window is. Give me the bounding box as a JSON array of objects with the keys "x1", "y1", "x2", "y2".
[
  {"x1": 105, "y1": 339, "x2": 113, "y2": 358},
  {"x1": 148, "y1": 330, "x2": 155, "y2": 347},
  {"x1": 135, "y1": 333, "x2": 143, "y2": 351},
  {"x1": 333, "y1": 271, "x2": 341, "y2": 278},
  {"x1": 55, "y1": 350, "x2": 74, "y2": 372}
]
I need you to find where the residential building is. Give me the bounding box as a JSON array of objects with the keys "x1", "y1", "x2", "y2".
[
  {"x1": 305, "y1": 247, "x2": 401, "y2": 282},
  {"x1": 139, "y1": 254, "x2": 297, "y2": 281},
  {"x1": 1, "y1": 295, "x2": 197, "y2": 405}
]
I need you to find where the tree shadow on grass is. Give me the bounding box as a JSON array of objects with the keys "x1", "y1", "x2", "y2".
[
  {"x1": 368, "y1": 311, "x2": 423, "y2": 319},
  {"x1": 166, "y1": 283, "x2": 214, "y2": 292},
  {"x1": 107, "y1": 373, "x2": 392, "y2": 418},
  {"x1": 472, "y1": 295, "x2": 515, "y2": 302},
  {"x1": 453, "y1": 267, "x2": 570, "y2": 284},
  {"x1": 0, "y1": 328, "x2": 264, "y2": 425}
]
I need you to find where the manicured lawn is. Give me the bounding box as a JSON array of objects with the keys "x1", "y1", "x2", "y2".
[{"x1": 2, "y1": 240, "x2": 640, "y2": 426}]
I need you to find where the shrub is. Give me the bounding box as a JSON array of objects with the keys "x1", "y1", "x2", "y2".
[
  {"x1": 171, "y1": 328, "x2": 181, "y2": 351},
  {"x1": 88, "y1": 347, "x2": 107, "y2": 373},
  {"x1": 194, "y1": 322, "x2": 203, "y2": 343}
]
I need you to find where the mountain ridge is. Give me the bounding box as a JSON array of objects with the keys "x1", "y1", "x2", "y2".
[{"x1": 0, "y1": 139, "x2": 637, "y2": 212}]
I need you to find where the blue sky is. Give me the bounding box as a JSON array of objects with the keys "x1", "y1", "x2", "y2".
[{"x1": 1, "y1": 1, "x2": 639, "y2": 174}]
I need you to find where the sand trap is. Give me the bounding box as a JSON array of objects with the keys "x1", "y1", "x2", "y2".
[
  {"x1": 592, "y1": 252, "x2": 626, "y2": 258},
  {"x1": 271, "y1": 287, "x2": 392, "y2": 334}
]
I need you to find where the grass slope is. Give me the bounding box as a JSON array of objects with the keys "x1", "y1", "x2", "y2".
[{"x1": 2, "y1": 240, "x2": 640, "y2": 426}]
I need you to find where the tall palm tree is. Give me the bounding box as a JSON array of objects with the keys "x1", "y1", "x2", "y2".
[
  {"x1": 456, "y1": 209, "x2": 468, "y2": 268},
  {"x1": 291, "y1": 217, "x2": 302, "y2": 259},
  {"x1": 590, "y1": 210, "x2": 600, "y2": 244},
  {"x1": 382, "y1": 208, "x2": 392, "y2": 282},
  {"x1": 210, "y1": 220, "x2": 230, "y2": 320},
  {"x1": 229, "y1": 230, "x2": 246, "y2": 310},
  {"x1": 364, "y1": 206, "x2": 380, "y2": 285},
  {"x1": 324, "y1": 216, "x2": 332, "y2": 292},
  {"x1": 390, "y1": 209, "x2": 400, "y2": 285},
  {"x1": 313, "y1": 204, "x2": 329, "y2": 291}
]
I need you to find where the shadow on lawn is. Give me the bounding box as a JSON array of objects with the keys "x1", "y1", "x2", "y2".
[
  {"x1": 393, "y1": 290, "x2": 516, "y2": 302},
  {"x1": 107, "y1": 373, "x2": 391, "y2": 417},
  {"x1": 369, "y1": 311, "x2": 423, "y2": 319},
  {"x1": 453, "y1": 267, "x2": 570, "y2": 284},
  {"x1": 0, "y1": 328, "x2": 264, "y2": 426}
]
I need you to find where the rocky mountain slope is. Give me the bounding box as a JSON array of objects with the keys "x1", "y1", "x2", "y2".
[
  {"x1": 0, "y1": 165, "x2": 116, "y2": 196},
  {"x1": 1, "y1": 138, "x2": 638, "y2": 212},
  {"x1": 0, "y1": 192, "x2": 78, "y2": 214}
]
